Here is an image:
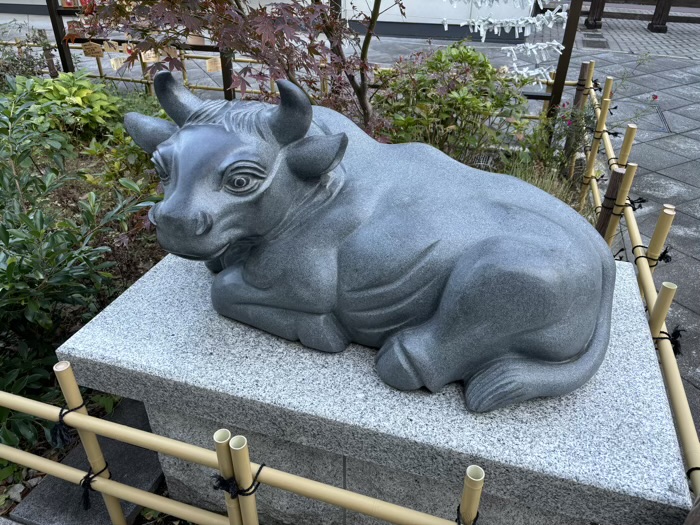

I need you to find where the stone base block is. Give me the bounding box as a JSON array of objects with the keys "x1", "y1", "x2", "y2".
[{"x1": 57, "y1": 257, "x2": 692, "y2": 525}]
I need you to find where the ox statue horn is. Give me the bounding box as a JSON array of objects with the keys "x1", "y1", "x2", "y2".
[
  {"x1": 268, "y1": 80, "x2": 313, "y2": 145},
  {"x1": 154, "y1": 71, "x2": 204, "y2": 126}
]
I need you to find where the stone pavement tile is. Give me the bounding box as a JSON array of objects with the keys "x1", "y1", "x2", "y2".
[
  {"x1": 587, "y1": 51, "x2": 641, "y2": 65},
  {"x1": 681, "y1": 128, "x2": 700, "y2": 144},
  {"x1": 658, "y1": 84, "x2": 700, "y2": 106},
  {"x1": 652, "y1": 252, "x2": 700, "y2": 315},
  {"x1": 626, "y1": 73, "x2": 685, "y2": 91},
  {"x1": 680, "y1": 197, "x2": 700, "y2": 220},
  {"x1": 627, "y1": 91, "x2": 689, "y2": 111},
  {"x1": 679, "y1": 64, "x2": 700, "y2": 77},
  {"x1": 659, "y1": 160, "x2": 700, "y2": 188},
  {"x1": 611, "y1": 79, "x2": 659, "y2": 98},
  {"x1": 638, "y1": 210, "x2": 700, "y2": 259},
  {"x1": 645, "y1": 135, "x2": 700, "y2": 160},
  {"x1": 664, "y1": 111, "x2": 700, "y2": 133},
  {"x1": 633, "y1": 57, "x2": 698, "y2": 74},
  {"x1": 657, "y1": 73, "x2": 700, "y2": 93},
  {"x1": 628, "y1": 143, "x2": 692, "y2": 172},
  {"x1": 630, "y1": 172, "x2": 700, "y2": 205}
]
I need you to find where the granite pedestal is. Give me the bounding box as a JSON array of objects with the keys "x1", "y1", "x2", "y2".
[{"x1": 57, "y1": 256, "x2": 692, "y2": 524}]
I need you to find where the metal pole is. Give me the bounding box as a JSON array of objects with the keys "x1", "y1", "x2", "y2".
[
  {"x1": 548, "y1": 0, "x2": 584, "y2": 118},
  {"x1": 45, "y1": 0, "x2": 74, "y2": 72}
]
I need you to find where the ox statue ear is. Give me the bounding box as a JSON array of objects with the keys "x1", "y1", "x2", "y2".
[
  {"x1": 286, "y1": 133, "x2": 348, "y2": 180},
  {"x1": 124, "y1": 112, "x2": 178, "y2": 154}
]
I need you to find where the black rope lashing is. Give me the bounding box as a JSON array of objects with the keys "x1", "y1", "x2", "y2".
[
  {"x1": 658, "y1": 246, "x2": 672, "y2": 264},
  {"x1": 455, "y1": 505, "x2": 479, "y2": 524},
  {"x1": 653, "y1": 326, "x2": 686, "y2": 356},
  {"x1": 593, "y1": 79, "x2": 602, "y2": 92},
  {"x1": 687, "y1": 466, "x2": 700, "y2": 479},
  {"x1": 587, "y1": 128, "x2": 622, "y2": 140},
  {"x1": 50, "y1": 402, "x2": 85, "y2": 449},
  {"x1": 608, "y1": 105, "x2": 618, "y2": 115},
  {"x1": 79, "y1": 464, "x2": 110, "y2": 510},
  {"x1": 212, "y1": 464, "x2": 265, "y2": 499},
  {"x1": 607, "y1": 156, "x2": 627, "y2": 169},
  {"x1": 613, "y1": 247, "x2": 626, "y2": 261},
  {"x1": 628, "y1": 197, "x2": 646, "y2": 211}
]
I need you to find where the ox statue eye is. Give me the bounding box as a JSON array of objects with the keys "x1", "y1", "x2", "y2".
[
  {"x1": 222, "y1": 163, "x2": 265, "y2": 195},
  {"x1": 224, "y1": 173, "x2": 260, "y2": 194}
]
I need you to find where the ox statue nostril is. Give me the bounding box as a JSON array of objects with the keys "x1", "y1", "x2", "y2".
[{"x1": 195, "y1": 211, "x2": 213, "y2": 236}]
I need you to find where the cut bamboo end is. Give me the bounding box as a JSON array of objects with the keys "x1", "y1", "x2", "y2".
[
  {"x1": 648, "y1": 209, "x2": 676, "y2": 275},
  {"x1": 214, "y1": 429, "x2": 232, "y2": 444},
  {"x1": 229, "y1": 436, "x2": 259, "y2": 525},
  {"x1": 53, "y1": 362, "x2": 127, "y2": 525},
  {"x1": 214, "y1": 429, "x2": 243, "y2": 525},
  {"x1": 617, "y1": 124, "x2": 638, "y2": 167},
  {"x1": 460, "y1": 465, "x2": 485, "y2": 525},
  {"x1": 53, "y1": 361, "x2": 71, "y2": 372},
  {"x1": 604, "y1": 163, "x2": 639, "y2": 246},
  {"x1": 650, "y1": 282, "x2": 677, "y2": 338}
]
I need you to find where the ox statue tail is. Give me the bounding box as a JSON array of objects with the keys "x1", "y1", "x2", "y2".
[{"x1": 464, "y1": 237, "x2": 616, "y2": 412}]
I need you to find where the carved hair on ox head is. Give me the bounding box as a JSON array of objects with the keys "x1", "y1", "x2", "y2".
[{"x1": 127, "y1": 72, "x2": 318, "y2": 148}]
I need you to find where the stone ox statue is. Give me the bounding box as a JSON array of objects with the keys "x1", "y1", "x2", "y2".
[{"x1": 125, "y1": 72, "x2": 615, "y2": 412}]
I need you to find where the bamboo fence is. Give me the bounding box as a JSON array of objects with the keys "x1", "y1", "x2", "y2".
[
  {"x1": 577, "y1": 61, "x2": 700, "y2": 498},
  {"x1": 0, "y1": 362, "x2": 484, "y2": 525}
]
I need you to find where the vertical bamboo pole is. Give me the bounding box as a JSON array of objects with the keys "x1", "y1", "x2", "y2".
[
  {"x1": 615, "y1": 123, "x2": 637, "y2": 169},
  {"x1": 604, "y1": 162, "x2": 639, "y2": 245},
  {"x1": 579, "y1": 97, "x2": 612, "y2": 211},
  {"x1": 601, "y1": 76, "x2": 614, "y2": 102},
  {"x1": 565, "y1": 62, "x2": 592, "y2": 180},
  {"x1": 580, "y1": 61, "x2": 596, "y2": 110},
  {"x1": 543, "y1": 71, "x2": 555, "y2": 113},
  {"x1": 180, "y1": 49, "x2": 189, "y2": 88},
  {"x1": 214, "y1": 430, "x2": 243, "y2": 525},
  {"x1": 229, "y1": 436, "x2": 259, "y2": 525},
  {"x1": 647, "y1": 209, "x2": 676, "y2": 274},
  {"x1": 96, "y1": 56, "x2": 104, "y2": 79},
  {"x1": 595, "y1": 167, "x2": 625, "y2": 236},
  {"x1": 649, "y1": 282, "x2": 677, "y2": 338},
  {"x1": 53, "y1": 362, "x2": 127, "y2": 525},
  {"x1": 459, "y1": 465, "x2": 484, "y2": 525}
]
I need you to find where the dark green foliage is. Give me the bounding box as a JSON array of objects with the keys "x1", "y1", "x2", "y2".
[
  {"x1": 0, "y1": 78, "x2": 153, "y2": 341},
  {"x1": 374, "y1": 43, "x2": 531, "y2": 167}
]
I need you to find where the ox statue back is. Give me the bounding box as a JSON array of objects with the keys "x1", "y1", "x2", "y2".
[{"x1": 125, "y1": 72, "x2": 615, "y2": 412}]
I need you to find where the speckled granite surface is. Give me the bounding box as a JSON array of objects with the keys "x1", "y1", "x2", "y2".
[{"x1": 57, "y1": 257, "x2": 691, "y2": 524}]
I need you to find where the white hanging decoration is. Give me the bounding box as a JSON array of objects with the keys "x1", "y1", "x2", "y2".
[
  {"x1": 458, "y1": 7, "x2": 567, "y2": 42},
  {"x1": 501, "y1": 41, "x2": 565, "y2": 63},
  {"x1": 507, "y1": 64, "x2": 552, "y2": 84},
  {"x1": 443, "y1": 0, "x2": 549, "y2": 11}
]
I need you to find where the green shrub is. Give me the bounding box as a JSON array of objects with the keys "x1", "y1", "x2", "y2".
[
  {"x1": 0, "y1": 81, "x2": 151, "y2": 341},
  {"x1": 0, "y1": 23, "x2": 55, "y2": 79},
  {"x1": 11, "y1": 71, "x2": 122, "y2": 139},
  {"x1": 374, "y1": 43, "x2": 531, "y2": 167}
]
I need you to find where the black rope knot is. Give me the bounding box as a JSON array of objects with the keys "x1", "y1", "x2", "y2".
[
  {"x1": 609, "y1": 105, "x2": 618, "y2": 115},
  {"x1": 212, "y1": 464, "x2": 265, "y2": 499},
  {"x1": 628, "y1": 197, "x2": 647, "y2": 211},
  {"x1": 79, "y1": 464, "x2": 110, "y2": 510},
  {"x1": 653, "y1": 325, "x2": 686, "y2": 356},
  {"x1": 658, "y1": 246, "x2": 672, "y2": 263},
  {"x1": 50, "y1": 402, "x2": 85, "y2": 449}
]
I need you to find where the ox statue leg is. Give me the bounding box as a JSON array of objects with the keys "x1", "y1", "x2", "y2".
[
  {"x1": 211, "y1": 265, "x2": 350, "y2": 354},
  {"x1": 376, "y1": 237, "x2": 603, "y2": 412}
]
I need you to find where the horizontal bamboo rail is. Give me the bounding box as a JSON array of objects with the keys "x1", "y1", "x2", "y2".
[
  {"x1": 0, "y1": 390, "x2": 454, "y2": 525},
  {"x1": 0, "y1": 444, "x2": 229, "y2": 525}
]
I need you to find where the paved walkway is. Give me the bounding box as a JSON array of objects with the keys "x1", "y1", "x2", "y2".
[{"x1": 1, "y1": 7, "x2": 700, "y2": 429}]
